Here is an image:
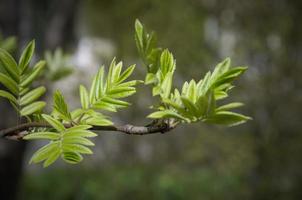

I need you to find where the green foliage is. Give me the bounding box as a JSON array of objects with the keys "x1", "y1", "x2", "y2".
[
  {"x1": 0, "y1": 40, "x2": 46, "y2": 119},
  {"x1": 25, "y1": 58, "x2": 140, "y2": 167},
  {"x1": 0, "y1": 33, "x2": 17, "y2": 53},
  {"x1": 44, "y1": 48, "x2": 73, "y2": 81},
  {"x1": 24, "y1": 114, "x2": 96, "y2": 167},
  {"x1": 0, "y1": 20, "x2": 250, "y2": 167},
  {"x1": 135, "y1": 20, "x2": 251, "y2": 126}
]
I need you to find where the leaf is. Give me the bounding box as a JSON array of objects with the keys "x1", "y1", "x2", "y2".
[
  {"x1": 181, "y1": 97, "x2": 199, "y2": 118},
  {"x1": 80, "y1": 85, "x2": 89, "y2": 109},
  {"x1": 63, "y1": 137, "x2": 95, "y2": 146},
  {"x1": 0, "y1": 73, "x2": 18, "y2": 94},
  {"x1": 20, "y1": 60, "x2": 45, "y2": 87},
  {"x1": 23, "y1": 132, "x2": 60, "y2": 140},
  {"x1": 145, "y1": 73, "x2": 156, "y2": 84},
  {"x1": 63, "y1": 130, "x2": 97, "y2": 138},
  {"x1": 20, "y1": 101, "x2": 46, "y2": 116},
  {"x1": 147, "y1": 110, "x2": 189, "y2": 122},
  {"x1": 204, "y1": 111, "x2": 251, "y2": 126},
  {"x1": 85, "y1": 117, "x2": 113, "y2": 126},
  {"x1": 160, "y1": 49, "x2": 175, "y2": 76},
  {"x1": 210, "y1": 57, "x2": 231, "y2": 84},
  {"x1": 92, "y1": 101, "x2": 117, "y2": 112},
  {"x1": 135, "y1": 19, "x2": 144, "y2": 55},
  {"x1": 19, "y1": 40, "x2": 35, "y2": 73},
  {"x1": 198, "y1": 72, "x2": 211, "y2": 96},
  {"x1": 53, "y1": 90, "x2": 71, "y2": 120},
  {"x1": 20, "y1": 86, "x2": 46, "y2": 106},
  {"x1": 62, "y1": 144, "x2": 93, "y2": 154},
  {"x1": 67, "y1": 125, "x2": 92, "y2": 132},
  {"x1": 160, "y1": 72, "x2": 173, "y2": 98},
  {"x1": 0, "y1": 89, "x2": 17, "y2": 104},
  {"x1": 107, "y1": 87, "x2": 136, "y2": 98},
  {"x1": 42, "y1": 114, "x2": 65, "y2": 132},
  {"x1": 29, "y1": 141, "x2": 59, "y2": 164},
  {"x1": 62, "y1": 152, "x2": 83, "y2": 164},
  {"x1": 213, "y1": 67, "x2": 247, "y2": 88},
  {"x1": 0, "y1": 48, "x2": 19, "y2": 81},
  {"x1": 118, "y1": 64, "x2": 135, "y2": 83},
  {"x1": 43, "y1": 148, "x2": 60, "y2": 167},
  {"x1": 216, "y1": 102, "x2": 244, "y2": 112},
  {"x1": 101, "y1": 96, "x2": 130, "y2": 107},
  {"x1": 89, "y1": 67, "x2": 104, "y2": 103}
]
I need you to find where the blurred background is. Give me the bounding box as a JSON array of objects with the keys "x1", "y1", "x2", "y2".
[{"x1": 0, "y1": 0, "x2": 302, "y2": 199}]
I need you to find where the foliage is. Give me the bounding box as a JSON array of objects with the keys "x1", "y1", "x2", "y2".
[
  {"x1": 44, "y1": 48, "x2": 73, "y2": 81},
  {"x1": 0, "y1": 20, "x2": 250, "y2": 167},
  {"x1": 135, "y1": 20, "x2": 251, "y2": 126},
  {"x1": 0, "y1": 40, "x2": 46, "y2": 120}
]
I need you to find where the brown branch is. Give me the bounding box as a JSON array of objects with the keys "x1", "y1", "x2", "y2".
[{"x1": 0, "y1": 120, "x2": 178, "y2": 140}]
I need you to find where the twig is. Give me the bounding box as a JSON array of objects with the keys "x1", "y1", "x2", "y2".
[{"x1": 0, "y1": 120, "x2": 178, "y2": 140}]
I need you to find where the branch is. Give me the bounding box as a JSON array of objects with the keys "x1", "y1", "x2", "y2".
[{"x1": 0, "y1": 120, "x2": 178, "y2": 140}]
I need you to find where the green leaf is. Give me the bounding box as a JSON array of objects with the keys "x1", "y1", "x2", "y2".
[
  {"x1": 80, "y1": 85, "x2": 89, "y2": 109},
  {"x1": 66, "y1": 125, "x2": 92, "y2": 132},
  {"x1": 0, "y1": 73, "x2": 18, "y2": 94},
  {"x1": 20, "y1": 86, "x2": 46, "y2": 106},
  {"x1": 102, "y1": 96, "x2": 130, "y2": 107},
  {"x1": 29, "y1": 141, "x2": 59, "y2": 164},
  {"x1": 63, "y1": 130, "x2": 97, "y2": 138},
  {"x1": 198, "y1": 72, "x2": 211, "y2": 96},
  {"x1": 160, "y1": 49, "x2": 175, "y2": 76},
  {"x1": 42, "y1": 114, "x2": 65, "y2": 132},
  {"x1": 160, "y1": 72, "x2": 173, "y2": 98},
  {"x1": 92, "y1": 101, "x2": 117, "y2": 112},
  {"x1": 148, "y1": 110, "x2": 189, "y2": 122},
  {"x1": 20, "y1": 101, "x2": 46, "y2": 116},
  {"x1": 181, "y1": 97, "x2": 199, "y2": 118},
  {"x1": 86, "y1": 117, "x2": 113, "y2": 126},
  {"x1": 53, "y1": 90, "x2": 71, "y2": 121},
  {"x1": 89, "y1": 67, "x2": 104, "y2": 103},
  {"x1": 0, "y1": 48, "x2": 19, "y2": 81},
  {"x1": 204, "y1": 111, "x2": 251, "y2": 126},
  {"x1": 107, "y1": 87, "x2": 136, "y2": 98},
  {"x1": 213, "y1": 67, "x2": 247, "y2": 88},
  {"x1": 216, "y1": 102, "x2": 244, "y2": 112},
  {"x1": 23, "y1": 132, "x2": 60, "y2": 140},
  {"x1": 20, "y1": 60, "x2": 45, "y2": 87},
  {"x1": 118, "y1": 64, "x2": 135, "y2": 83},
  {"x1": 43, "y1": 148, "x2": 60, "y2": 167},
  {"x1": 62, "y1": 152, "x2": 83, "y2": 164},
  {"x1": 135, "y1": 19, "x2": 144, "y2": 55},
  {"x1": 62, "y1": 144, "x2": 93, "y2": 154},
  {"x1": 210, "y1": 57, "x2": 231, "y2": 84},
  {"x1": 63, "y1": 137, "x2": 95, "y2": 146},
  {"x1": 145, "y1": 73, "x2": 156, "y2": 84},
  {"x1": 0, "y1": 89, "x2": 17, "y2": 104},
  {"x1": 19, "y1": 40, "x2": 35, "y2": 73}
]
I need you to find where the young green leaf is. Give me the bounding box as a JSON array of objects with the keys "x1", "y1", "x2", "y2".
[
  {"x1": 0, "y1": 48, "x2": 19, "y2": 81},
  {"x1": 20, "y1": 101, "x2": 46, "y2": 116},
  {"x1": 20, "y1": 86, "x2": 46, "y2": 106},
  {"x1": 19, "y1": 40, "x2": 35, "y2": 73},
  {"x1": 42, "y1": 114, "x2": 65, "y2": 132}
]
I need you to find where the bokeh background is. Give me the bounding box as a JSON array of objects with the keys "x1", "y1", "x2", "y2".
[{"x1": 0, "y1": 0, "x2": 302, "y2": 199}]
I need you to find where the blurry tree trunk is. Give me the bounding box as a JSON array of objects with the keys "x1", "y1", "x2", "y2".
[{"x1": 0, "y1": 0, "x2": 79, "y2": 199}]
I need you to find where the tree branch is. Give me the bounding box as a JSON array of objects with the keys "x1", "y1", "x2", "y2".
[{"x1": 0, "y1": 120, "x2": 178, "y2": 140}]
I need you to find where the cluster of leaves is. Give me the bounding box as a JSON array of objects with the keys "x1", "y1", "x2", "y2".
[
  {"x1": 135, "y1": 20, "x2": 251, "y2": 126},
  {"x1": 24, "y1": 58, "x2": 140, "y2": 167},
  {"x1": 0, "y1": 19, "x2": 250, "y2": 167},
  {"x1": 0, "y1": 33, "x2": 17, "y2": 53},
  {"x1": 44, "y1": 48, "x2": 73, "y2": 81},
  {"x1": 0, "y1": 41, "x2": 46, "y2": 120}
]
